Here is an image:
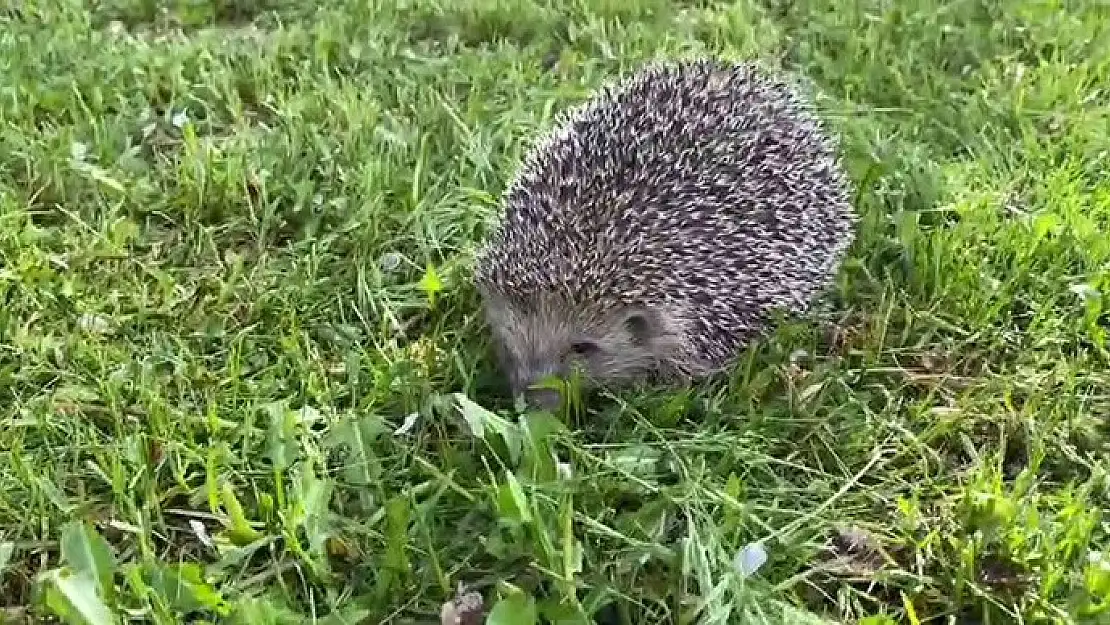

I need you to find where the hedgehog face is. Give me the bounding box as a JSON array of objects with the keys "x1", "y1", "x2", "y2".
[{"x1": 483, "y1": 293, "x2": 667, "y2": 409}]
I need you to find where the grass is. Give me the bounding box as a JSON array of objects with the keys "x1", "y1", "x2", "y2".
[{"x1": 1, "y1": 0, "x2": 1109, "y2": 622}]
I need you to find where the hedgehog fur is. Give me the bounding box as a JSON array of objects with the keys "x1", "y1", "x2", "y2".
[{"x1": 473, "y1": 57, "x2": 857, "y2": 408}]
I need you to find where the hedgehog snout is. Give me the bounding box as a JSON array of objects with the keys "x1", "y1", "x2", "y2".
[
  {"x1": 510, "y1": 360, "x2": 566, "y2": 402},
  {"x1": 512, "y1": 371, "x2": 568, "y2": 412},
  {"x1": 505, "y1": 351, "x2": 575, "y2": 411},
  {"x1": 522, "y1": 386, "x2": 563, "y2": 411}
]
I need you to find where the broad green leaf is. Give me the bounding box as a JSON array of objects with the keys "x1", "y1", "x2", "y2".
[
  {"x1": 314, "y1": 606, "x2": 375, "y2": 625},
  {"x1": 323, "y1": 414, "x2": 386, "y2": 486},
  {"x1": 537, "y1": 599, "x2": 591, "y2": 625},
  {"x1": 264, "y1": 401, "x2": 299, "y2": 474},
  {"x1": 59, "y1": 522, "x2": 116, "y2": 597},
  {"x1": 75, "y1": 163, "x2": 126, "y2": 193},
  {"x1": 520, "y1": 412, "x2": 567, "y2": 482},
  {"x1": 559, "y1": 495, "x2": 584, "y2": 582},
  {"x1": 487, "y1": 592, "x2": 537, "y2": 625},
  {"x1": 495, "y1": 471, "x2": 532, "y2": 525},
  {"x1": 520, "y1": 411, "x2": 567, "y2": 441},
  {"x1": 606, "y1": 445, "x2": 664, "y2": 479},
  {"x1": 0, "y1": 541, "x2": 14, "y2": 573},
  {"x1": 383, "y1": 495, "x2": 411, "y2": 574},
  {"x1": 1086, "y1": 554, "x2": 1110, "y2": 598},
  {"x1": 220, "y1": 483, "x2": 263, "y2": 545},
  {"x1": 227, "y1": 594, "x2": 304, "y2": 625},
  {"x1": 1031, "y1": 212, "x2": 1060, "y2": 241},
  {"x1": 374, "y1": 495, "x2": 412, "y2": 600},
  {"x1": 454, "y1": 393, "x2": 522, "y2": 465},
  {"x1": 295, "y1": 461, "x2": 335, "y2": 563},
  {"x1": 418, "y1": 263, "x2": 443, "y2": 307},
  {"x1": 39, "y1": 568, "x2": 118, "y2": 625},
  {"x1": 143, "y1": 561, "x2": 230, "y2": 615}
]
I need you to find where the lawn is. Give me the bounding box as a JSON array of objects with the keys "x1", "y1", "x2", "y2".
[{"x1": 2, "y1": 0, "x2": 1109, "y2": 623}]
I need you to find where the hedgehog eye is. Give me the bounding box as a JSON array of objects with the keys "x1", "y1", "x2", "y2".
[{"x1": 569, "y1": 340, "x2": 599, "y2": 358}]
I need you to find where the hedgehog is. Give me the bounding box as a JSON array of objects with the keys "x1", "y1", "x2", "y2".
[{"x1": 473, "y1": 58, "x2": 857, "y2": 409}]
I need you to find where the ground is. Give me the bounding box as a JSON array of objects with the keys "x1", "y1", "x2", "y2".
[{"x1": 1, "y1": 0, "x2": 1109, "y2": 623}]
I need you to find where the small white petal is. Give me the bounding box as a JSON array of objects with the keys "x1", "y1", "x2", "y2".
[
  {"x1": 394, "y1": 412, "x2": 419, "y2": 435},
  {"x1": 380, "y1": 252, "x2": 403, "y2": 272},
  {"x1": 77, "y1": 313, "x2": 112, "y2": 335},
  {"x1": 1070, "y1": 283, "x2": 1100, "y2": 301},
  {"x1": 734, "y1": 541, "x2": 768, "y2": 578},
  {"x1": 190, "y1": 520, "x2": 214, "y2": 548},
  {"x1": 556, "y1": 462, "x2": 574, "y2": 480}
]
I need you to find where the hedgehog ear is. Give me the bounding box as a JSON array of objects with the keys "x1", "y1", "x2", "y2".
[{"x1": 617, "y1": 307, "x2": 661, "y2": 347}]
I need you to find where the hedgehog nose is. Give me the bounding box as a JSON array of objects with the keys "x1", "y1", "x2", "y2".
[{"x1": 523, "y1": 387, "x2": 563, "y2": 411}]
